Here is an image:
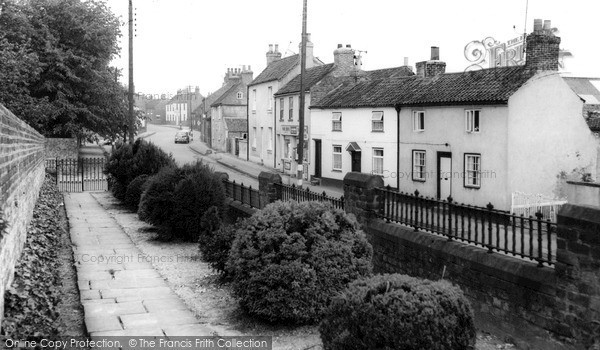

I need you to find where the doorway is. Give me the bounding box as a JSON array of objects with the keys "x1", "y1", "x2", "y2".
[
  {"x1": 351, "y1": 151, "x2": 361, "y2": 172},
  {"x1": 314, "y1": 139, "x2": 322, "y2": 178},
  {"x1": 437, "y1": 152, "x2": 452, "y2": 200}
]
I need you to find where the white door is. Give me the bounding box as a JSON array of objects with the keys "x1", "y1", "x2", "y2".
[{"x1": 439, "y1": 156, "x2": 452, "y2": 200}]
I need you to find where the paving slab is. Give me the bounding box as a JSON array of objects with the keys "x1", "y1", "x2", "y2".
[
  {"x1": 120, "y1": 311, "x2": 199, "y2": 329},
  {"x1": 84, "y1": 315, "x2": 122, "y2": 333},
  {"x1": 84, "y1": 301, "x2": 146, "y2": 317}
]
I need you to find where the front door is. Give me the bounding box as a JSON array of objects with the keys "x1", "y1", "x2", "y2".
[
  {"x1": 437, "y1": 152, "x2": 452, "y2": 200},
  {"x1": 351, "y1": 151, "x2": 361, "y2": 172},
  {"x1": 314, "y1": 139, "x2": 322, "y2": 178}
]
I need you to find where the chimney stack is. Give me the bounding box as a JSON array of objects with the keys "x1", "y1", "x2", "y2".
[
  {"x1": 526, "y1": 18, "x2": 561, "y2": 72},
  {"x1": 241, "y1": 65, "x2": 254, "y2": 85},
  {"x1": 298, "y1": 33, "x2": 315, "y2": 69},
  {"x1": 332, "y1": 42, "x2": 356, "y2": 77},
  {"x1": 266, "y1": 43, "x2": 282, "y2": 65},
  {"x1": 416, "y1": 46, "x2": 446, "y2": 78}
]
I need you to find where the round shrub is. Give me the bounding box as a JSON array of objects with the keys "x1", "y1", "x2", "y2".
[
  {"x1": 227, "y1": 201, "x2": 373, "y2": 324},
  {"x1": 137, "y1": 166, "x2": 180, "y2": 228},
  {"x1": 319, "y1": 273, "x2": 476, "y2": 350},
  {"x1": 105, "y1": 143, "x2": 134, "y2": 200},
  {"x1": 170, "y1": 164, "x2": 226, "y2": 241},
  {"x1": 124, "y1": 174, "x2": 149, "y2": 210}
]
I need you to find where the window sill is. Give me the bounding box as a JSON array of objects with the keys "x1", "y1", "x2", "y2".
[
  {"x1": 466, "y1": 131, "x2": 480, "y2": 134},
  {"x1": 464, "y1": 185, "x2": 481, "y2": 190},
  {"x1": 371, "y1": 130, "x2": 384, "y2": 133},
  {"x1": 412, "y1": 178, "x2": 426, "y2": 183},
  {"x1": 332, "y1": 169, "x2": 342, "y2": 172},
  {"x1": 413, "y1": 129, "x2": 425, "y2": 133},
  {"x1": 332, "y1": 130, "x2": 342, "y2": 132}
]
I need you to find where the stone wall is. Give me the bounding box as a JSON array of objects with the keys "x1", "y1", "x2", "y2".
[
  {"x1": 0, "y1": 104, "x2": 46, "y2": 323},
  {"x1": 565, "y1": 180, "x2": 600, "y2": 207},
  {"x1": 343, "y1": 172, "x2": 599, "y2": 350}
]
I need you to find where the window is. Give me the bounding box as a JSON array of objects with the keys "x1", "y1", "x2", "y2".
[
  {"x1": 466, "y1": 110, "x2": 480, "y2": 133},
  {"x1": 252, "y1": 127, "x2": 257, "y2": 150},
  {"x1": 372, "y1": 111, "x2": 384, "y2": 132},
  {"x1": 332, "y1": 112, "x2": 342, "y2": 131},
  {"x1": 279, "y1": 98, "x2": 284, "y2": 121},
  {"x1": 412, "y1": 111, "x2": 425, "y2": 132},
  {"x1": 464, "y1": 154, "x2": 481, "y2": 188},
  {"x1": 412, "y1": 150, "x2": 426, "y2": 181},
  {"x1": 288, "y1": 97, "x2": 294, "y2": 120},
  {"x1": 267, "y1": 127, "x2": 273, "y2": 152},
  {"x1": 333, "y1": 145, "x2": 342, "y2": 171},
  {"x1": 373, "y1": 148, "x2": 384, "y2": 175},
  {"x1": 237, "y1": 91, "x2": 243, "y2": 99},
  {"x1": 252, "y1": 89, "x2": 257, "y2": 113},
  {"x1": 268, "y1": 86, "x2": 273, "y2": 110}
]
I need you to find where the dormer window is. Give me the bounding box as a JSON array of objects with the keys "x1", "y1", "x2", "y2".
[{"x1": 237, "y1": 92, "x2": 243, "y2": 99}]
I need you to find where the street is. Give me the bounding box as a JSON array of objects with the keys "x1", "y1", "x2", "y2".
[{"x1": 142, "y1": 124, "x2": 259, "y2": 187}]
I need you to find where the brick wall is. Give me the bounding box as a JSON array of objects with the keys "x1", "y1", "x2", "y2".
[
  {"x1": 344, "y1": 172, "x2": 599, "y2": 350},
  {"x1": 0, "y1": 104, "x2": 46, "y2": 323}
]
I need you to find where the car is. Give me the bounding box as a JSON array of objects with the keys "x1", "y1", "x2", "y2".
[{"x1": 174, "y1": 131, "x2": 190, "y2": 144}]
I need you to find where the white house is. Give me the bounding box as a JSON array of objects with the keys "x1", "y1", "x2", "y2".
[
  {"x1": 311, "y1": 19, "x2": 599, "y2": 211},
  {"x1": 247, "y1": 40, "x2": 323, "y2": 167}
]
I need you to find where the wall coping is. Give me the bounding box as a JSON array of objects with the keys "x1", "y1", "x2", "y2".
[
  {"x1": 566, "y1": 180, "x2": 600, "y2": 188},
  {"x1": 343, "y1": 172, "x2": 384, "y2": 189},
  {"x1": 558, "y1": 203, "x2": 600, "y2": 225}
]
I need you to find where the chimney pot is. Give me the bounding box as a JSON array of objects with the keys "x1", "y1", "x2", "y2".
[
  {"x1": 346, "y1": 44, "x2": 351, "y2": 48},
  {"x1": 275, "y1": 44, "x2": 279, "y2": 53},
  {"x1": 533, "y1": 19, "x2": 543, "y2": 32},
  {"x1": 242, "y1": 65, "x2": 246, "y2": 71},
  {"x1": 248, "y1": 65, "x2": 251, "y2": 71},
  {"x1": 431, "y1": 46, "x2": 440, "y2": 60},
  {"x1": 543, "y1": 20, "x2": 551, "y2": 30},
  {"x1": 404, "y1": 57, "x2": 409, "y2": 66},
  {"x1": 268, "y1": 44, "x2": 273, "y2": 52},
  {"x1": 337, "y1": 44, "x2": 342, "y2": 48}
]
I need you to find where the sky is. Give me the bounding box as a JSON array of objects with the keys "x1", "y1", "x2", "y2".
[{"x1": 105, "y1": 0, "x2": 600, "y2": 97}]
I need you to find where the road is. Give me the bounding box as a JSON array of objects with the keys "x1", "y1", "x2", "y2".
[{"x1": 143, "y1": 124, "x2": 259, "y2": 187}]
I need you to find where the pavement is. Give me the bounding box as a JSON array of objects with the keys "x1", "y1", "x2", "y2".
[
  {"x1": 187, "y1": 140, "x2": 345, "y2": 198},
  {"x1": 64, "y1": 192, "x2": 234, "y2": 337}
]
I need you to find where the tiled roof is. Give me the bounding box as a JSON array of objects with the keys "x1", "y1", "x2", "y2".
[
  {"x1": 224, "y1": 118, "x2": 247, "y2": 132},
  {"x1": 563, "y1": 77, "x2": 600, "y2": 104},
  {"x1": 274, "y1": 64, "x2": 335, "y2": 95},
  {"x1": 312, "y1": 66, "x2": 535, "y2": 108},
  {"x1": 250, "y1": 55, "x2": 300, "y2": 86},
  {"x1": 211, "y1": 83, "x2": 247, "y2": 107}
]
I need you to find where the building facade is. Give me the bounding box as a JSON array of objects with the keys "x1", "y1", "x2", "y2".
[{"x1": 165, "y1": 86, "x2": 203, "y2": 127}]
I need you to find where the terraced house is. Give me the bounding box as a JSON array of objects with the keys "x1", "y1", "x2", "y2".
[
  {"x1": 311, "y1": 19, "x2": 600, "y2": 211},
  {"x1": 247, "y1": 40, "x2": 323, "y2": 167}
]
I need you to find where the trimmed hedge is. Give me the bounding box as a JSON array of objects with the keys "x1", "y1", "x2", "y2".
[
  {"x1": 105, "y1": 142, "x2": 134, "y2": 200},
  {"x1": 198, "y1": 206, "x2": 237, "y2": 275},
  {"x1": 319, "y1": 273, "x2": 476, "y2": 350},
  {"x1": 138, "y1": 166, "x2": 180, "y2": 229},
  {"x1": 227, "y1": 201, "x2": 373, "y2": 324}
]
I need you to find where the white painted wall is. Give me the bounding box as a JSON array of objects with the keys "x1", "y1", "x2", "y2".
[
  {"x1": 397, "y1": 105, "x2": 510, "y2": 209},
  {"x1": 310, "y1": 107, "x2": 398, "y2": 187},
  {"x1": 508, "y1": 72, "x2": 600, "y2": 201}
]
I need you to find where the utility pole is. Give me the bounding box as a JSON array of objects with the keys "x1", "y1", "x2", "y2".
[
  {"x1": 128, "y1": 0, "x2": 135, "y2": 144},
  {"x1": 297, "y1": 0, "x2": 307, "y2": 185}
]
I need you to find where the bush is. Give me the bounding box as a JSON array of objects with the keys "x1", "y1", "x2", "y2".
[
  {"x1": 124, "y1": 174, "x2": 150, "y2": 210},
  {"x1": 138, "y1": 166, "x2": 181, "y2": 229},
  {"x1": 170, "y1": 163, "x2": 226, "y2": 241},
  {"x1": 227, "y1": 201, "x2": 373, "y2": 324},
  {"x1": 319, "y1": 273, "x2": 476, "y2": 350},
  {"x1": 198, "y1": 207, "x2": 238, "y2": 275},
  {"x1": 105, "y1": 139, "x2": 174, "y2": 200}
]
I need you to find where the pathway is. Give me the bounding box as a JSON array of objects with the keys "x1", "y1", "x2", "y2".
[{"x1": 65, "y1": 192, "x2": 230, "y2": 337}]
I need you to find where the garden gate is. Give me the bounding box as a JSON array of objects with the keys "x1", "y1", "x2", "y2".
[{"x1": 47, "y1": 158, "x2": 108, "y2": 192}]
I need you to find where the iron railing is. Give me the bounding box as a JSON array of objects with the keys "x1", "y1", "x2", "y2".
[
  {"x1": 376, "y1": 186, "x2": 557, "y2": 267},
  {"x1": 222, "y1": 179, "x2": 262, "y2": 209},
  {"x1": 274, "y1": 183, "x2": 344, "y2": 210}
]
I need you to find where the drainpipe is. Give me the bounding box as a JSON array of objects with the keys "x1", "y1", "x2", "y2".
[
  {"x1": 395, "y1": 105, "x2": 401, "y2": 190},
  {"x1": 246, "y1": 85, "x2": 250, "y2": 161},
  {"x1": 274, "y1": 96, "x2": 277, "y2": 169}
]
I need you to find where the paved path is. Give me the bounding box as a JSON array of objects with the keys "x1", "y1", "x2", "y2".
[{"x1": 65, "y1": 192, "x2": 227, "y2": 337}]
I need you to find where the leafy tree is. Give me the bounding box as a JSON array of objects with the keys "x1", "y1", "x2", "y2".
[{"x1": 0, "y1": 0, "x2": 130, "y2": 141}]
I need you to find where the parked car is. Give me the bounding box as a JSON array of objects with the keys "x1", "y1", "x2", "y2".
[{"x1": 174, "y1": 131, "x2": 190, "y2": 144}]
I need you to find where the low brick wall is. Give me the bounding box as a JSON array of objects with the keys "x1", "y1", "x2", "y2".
[
  {"x1": 0, "y1": 104, "x2": 46, "y2": 323},
  {"x1": 342, "y1": 172, "x2": 599, "y2": 350}
]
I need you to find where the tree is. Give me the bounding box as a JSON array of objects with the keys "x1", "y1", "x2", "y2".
[{"x1": 0, "y1": 0, "x2": 130, "y2": 141}]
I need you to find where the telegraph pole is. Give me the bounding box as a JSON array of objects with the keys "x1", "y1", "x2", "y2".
[
  {"x1": 128, "y1": 0, "x2": 135, "y2": 144},
  {"x1": 296, "y1": 0, "x2": 307, "y2": 185}
]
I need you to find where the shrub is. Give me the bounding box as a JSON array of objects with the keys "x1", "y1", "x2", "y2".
[
  {"x1": 105, "y1": 142, "x2": 134, "y2": 200},
  {"x1": 170, "y1": 163, "x2": 226, "y2": 241},
  {"x1": 137, "y1": 166, "x2": 181, "y2": 229},
  {"x1": 227, "y1": 201, "x2": 372, "y2": 324},
  {"x1": 198, "y1": 206, "x2": 238, "y2": 275},
  {"x1": 124, "y1": 174, "x2": 150, "y2": 210},
  {"x1": 319, "y1": 273, "x2": 476, "y2": 350}
]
